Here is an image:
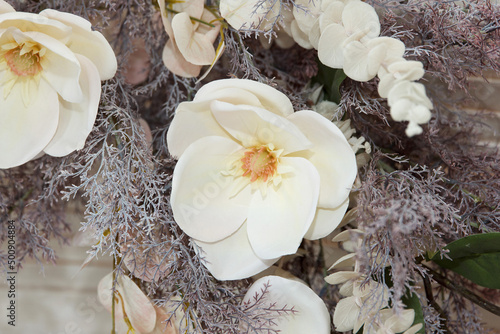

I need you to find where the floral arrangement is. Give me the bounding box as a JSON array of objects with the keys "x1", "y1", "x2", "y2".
[{"x1": 1, "y1": 0, "x2": 500, "y2": 333}]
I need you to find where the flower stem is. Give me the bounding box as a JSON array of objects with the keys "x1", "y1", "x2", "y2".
[
  {"x1": 165, "y1": 8, "x2": 215, "y2": 27},
  {"x1": 423, "y1": 264, "x2": 500, "y2": 317}
]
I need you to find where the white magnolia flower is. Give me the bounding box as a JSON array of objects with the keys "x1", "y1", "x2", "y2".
[
  {"x1": 158, "y1": 0, "x2": 223, "y2": 78},
  {"x1": 167, "y1": 79, "x2": 357, "y2": 280},
  {"x1": 241, "y1": 275, "x2": 331, "y2": 333},
  {"x1": 0, "y1": 1, "x2": 117, "y2": 169}
]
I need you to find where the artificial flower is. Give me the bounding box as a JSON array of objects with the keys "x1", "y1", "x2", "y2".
[
  {"x1": 387, "y1": 81, "x2": 433, "y2": 136},
  {"x1": 318, "y1": 0, "x2": 380, "y2": 69},
  {"x1": 98, "y1": 273, "x2": 187, "y2": 334},
  {"x1": 241, "y1": 275, "x2": 331, "y2": 333},
  {"x1": 158, "y1": 0, "x2": 223, "y2": 78},
  {"x1": 219, "y1": 0, "x2": 278, "y2": 31},
  {"x1": 167, "y1": 78, "x2": 357, "y2": 280},
  {"x1": 0, "y1": 1, "x2": 117, "y2": 169},
  {"x1": 98, "y1": 272, "x2": 157, "y2": 334}
]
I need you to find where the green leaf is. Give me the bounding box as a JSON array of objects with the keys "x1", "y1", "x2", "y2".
[
  {"x1": 431, "y1": 233, "x2": 500, "y2": 289},
  {"x1": 311, "y1": 61, "x2": 347, "y2": 104},
  {"x1": 402, "y1": 291, "x2": 425, "y2": 334}
]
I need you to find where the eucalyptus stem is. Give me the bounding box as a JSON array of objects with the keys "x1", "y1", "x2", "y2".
[{"x1": 423, "y1": 264, "x2": 500, "y2": 317}]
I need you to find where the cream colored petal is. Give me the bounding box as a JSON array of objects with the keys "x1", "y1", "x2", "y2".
[
  {"x1": 7, "y1": 28, "x2": 83, "y2": 103},
  {"x1": 331, "y1": 228, "x2": 364, "y2": 242},
  {"x1": 196, "y1": 40, "x2": 225, "y2": 83},
  {"x1": 39, "y1": 9, "x2": 117, "y2": 80},
  {"x1": 0, "y1": 78, "x2": 59, "y2": 169},
  {"x1": 339, "y1": 279, "x2": 355, "y2": 296},
  {"x1": 304, "y1": 200, "x2": 349, "y2": 240},
  {"x1": 274, "y1": 29, "x2": 296, "y2": 49},
  {"x1": 342, "y1": 1, "x2": 380, "y2": 39},
  {"x1": 369, "y1": 37, "x2": 406, "y2": 65},
  {"x1": 195, "y1": 222, "x2": 279, "y2": 280},
  {"x1": 388, "y1": 81, "x2": 433, "y2": 110},
  {"x1": 404, "y1": 323, "x2": 423, "y2": 334},
  {"x1": 162, "y1": 39, "x2": 202, "y2": 78},
  {"x1": 247, "y1": 157, "x2": 320, "y2": 260},
  {"x1": 333, "y1": 296, "x2": 360, "y2": 332},
  {"x1": 329, "y1": 253, "x2": 356, "y2": 270},
  {"x1": 210, "y1": 100, "x2": 312, "y2": 153},
  {"x1": 43, "y1": 54, "x2": 100, "y2": 156},
  {"x1": 0, "y1": 12, "x2": 71, "y2": 41},
  {"x1": 242, "y1": 276, "x2": 331, "y2": 334},
  {"x1": 320, "y1": 1, "x2": 344, "y2": 31},
  {"x1": 220, "y1": 0, "x2": 263, "y2": 30},
  {"x1": 157, "y1": 0, "x2": 173, "y2": 37},
  {"x1": 97, "y1": 273, "x2": 156, "y2": 334},
  {"x1": 292, "y1": 0, "x2": 321, "y2": 36},
  {"x1": 318, "y1": 23, "x2": 346, "y2": 68},
  {"x1": 0, "y1": 0, "x2": 15, "y2": 13},
  {"x1": 325, "y1": 271, "x2": 360, "y2": 285},
  {"x1": 385, "y1": 309, "x2": 415, "y2": 333},
  {"x1": 290, "y1": 19, "x2": 313, "y2": 49},
  {"x1": 166, "y1": 100, "x2": 229, "y2": 158},
  {"x1": 171, "y1": 136, "x2": 252, "y2": 242},
  {"x1": 170, "y1": 0, "x2": 205, "y2": 19},
  {"x1": 194, "y1": 78, "x2": 294, "y2": 117},
  {"x1": 343, "y1": 40, "x2": 385, "y2": 82},
  {"x1": 287, "y1": 110, "x2": 357, "y2": 208},
  {"x1": 172, "y1": 12, "x2": 216, "y2": 66}
]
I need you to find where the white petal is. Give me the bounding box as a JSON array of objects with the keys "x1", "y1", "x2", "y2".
[
  {"x1": 246, "y1": 157, "x2": 320, "y2": 259},
  {"x1": 172, "y1": 12, "x2": 216, "y2": 66},
  {"x1": 171, "y1": 136, "x2": 252, "y2": 242},
  {"x1": 97, "y1": 273, "x2": 156, "y2": 333},
  {"x1": 161, "y1": 38, "x2": 202, "y2": 78},
  {"x1": 342, "y1": 1, "x2": 380, "y2": 39},
  {"x1": 0, "y1": 78, "x2": 59, "y2": 168},
  {"x1": 388, "y1": 81, "x2": 433, "y2": 109},
  {"x1": 220, "y1": 0, "x2": 268, "y2": 30},
  {"x1": 290, "y1": 19, "x2": 313, "y2": 49},
  {"x1": 287, "y1": 110, "x2": 357, "y2": 208},
  {"x1": 404, "y1": 323, "x2": 423, "y2": 334},
  {"x1": 194, "y1": 78, "x2": 294, "y2": 117},
  {"x1": 320, "y1": 1, "x2": 344, "y2": 32},
  {"x1": 5, "y1": 28, "x2": 83, "y2": 103},
  {"x1": 333, "y1": 296, "x2": 360, "y2": 332},
  {"x1": 329, "y1": 253, "x2": 356, "y2": 270},
  {"x1": 166, "y1": 100, "x2": 229, "y2": 158},
  {"x1": 385, "y1": 309, "x2": 415, "y2": 333},
  {"x1": 318, "y1": 23, "x2": 346, "y2": 68},
  {"x1": 43, "y1": 54, "x2": 100, "y2": 156},
  {"x1": 292, "y1": 0, "x2": 321, "y2": 36},
  {"x1": 0, "y1": 0, "x2": 15, "y2": 14},
  {"x1": 325, "y1": 271, "x2": 360, "y2": 285},
  {"x1": 331, "y1": 229, "x2": 364, "y2": 242},
  {"x1": 343, "y1": 40, "x2": 385, "y2": 82},
  {"x1": 195, "y1": 222, "x2": 278, "y2": 280},
  {"x1": 242, "y1": 276, "x2": 330, "y2": 334},
  {"x1": 0, "y1": 12, "x2": 71, "y2": 41},
  {"x1": 304, "y1": 200, "x2": 349, "y2": 240},
  {"x1": 210, "y1": 100, "x2": 312, "y2": 153},
  {"x1": 40, "y1": 9, "x2": 117, "y2": 80}
]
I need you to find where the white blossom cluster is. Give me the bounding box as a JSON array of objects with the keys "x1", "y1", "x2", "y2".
[{"x1": 220, "y1": 0, "x2": 433, "y2": 136}]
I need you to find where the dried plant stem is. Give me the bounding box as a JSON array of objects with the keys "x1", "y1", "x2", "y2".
[
  {"x1": 422, "y1": 271, "x2": 448, "y2": 333},
  {"x1": 423, "y1": 265, "x2": 500, "y2": 317}
]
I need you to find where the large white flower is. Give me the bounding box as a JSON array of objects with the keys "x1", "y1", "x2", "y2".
[
  {"x1": 0, "y1": 1, "x2": 117, "y2": 169},
  {"x1": 241, "y1": 275, "x2": 331, "y2": 333},
  {"x1": 167, "y1": 79, "x2": 357, "y2": 280}
]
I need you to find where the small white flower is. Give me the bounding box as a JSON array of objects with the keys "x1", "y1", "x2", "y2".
[
  {"x1": 158, "y1": 0, "x2": 223, "y2": 78},
  {"x1": 167, "y1": 79, "x2": 357, "y2": 280},
  {"x1": 318, "y1": 0, "x2": 380, "y2": 69},
  {"x1": 388, "y1": 81, "x2": 433, "y2": 136},
  {"x1": 0, "y1": 1, "x2": 117, "y2": 169},
  {"x1": 378, "y1": 60, "x2": 425, "y2": 98},
  {"x1": 241, "y1": 276, "x2": 331, "y2": 334}
]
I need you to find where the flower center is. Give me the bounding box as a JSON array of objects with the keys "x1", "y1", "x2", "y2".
[
  {"x1": 4, "y1": 45, "x2": 42, "y2": 77},
  {"x1": 241, "y1": 146, "x2": 278, "y2": 182}
]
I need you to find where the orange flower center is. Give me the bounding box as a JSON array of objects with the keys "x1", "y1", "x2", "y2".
[
  {"x1": 241, "y1": 146, "x2": 278, "y2": 182},
  {"x1": 4, "y1": 45, "x2": 42, "y2": 77}
]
